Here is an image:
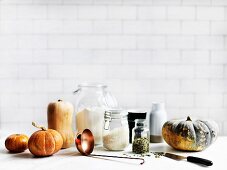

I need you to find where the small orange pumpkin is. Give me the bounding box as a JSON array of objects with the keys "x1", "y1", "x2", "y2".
[
  {"x1": 28, "y1": 122, "x2": 63, "y2": 157},
  {"x1": 5, "y1": 134, "x2": 28, "y2": 153}
]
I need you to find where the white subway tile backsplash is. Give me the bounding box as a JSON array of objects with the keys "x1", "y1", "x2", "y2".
[
  {"x1": 122, "y1": 50, "x2": 151, "y2": 64},
  {"x1": 78, "y1": 6, "x2": 107, "y2": 19},
  {"x1": 0, "y1": 94, "x2": 19, "y2": 108},
  {"x1": 211, "y1": 51, "x2": 227, "y2": 64},
  {"x1": 209, "y1": 109, "x2": 226, "y2": 121},
  {"x1": 94, "y1": 0, "x2": 122, "y2": 5},
  {"x1": 210, "y1": 79, "x2": 227, "y2": 93},
  {"x1": 0, "y1": 20, "x2": 33, "y2": 34},
  {"x1": 18, "y1": 35, "x2": 48, "y2": 49},
  {"x1": 63, "y1": 20, "x2": 92, "y2": 34},
  {"x1": 0, "y1": 0, "x2": 227, "y2": 135},
  {"x1": 0, "y1": 50, "x2": 33, "y2": 64},
  {"x1": 63, "y1": 0, "x2": 93, "y2": 5},
  {"x1": 212, "y1": 0, "x2": 227, "y2": 5},
  {"x1": 108, "y1": 35, "x2": 136, "y2": 49},
  {"x1": 197, "y1": 7, "x2": 225, "y2": 20},
  {"x1": 0, "y1": 5, "x2": 18, "y2": 19},
  {"x1": 34, "y1": 20, "x2": 63, "y2": 34},
  {"x1": 149, "y1": 79, "x2": 180, "y2": 93},
  {"x1": 34, "y1": 0, "x2": 62, "y2": 4},
  {"x1": 183, "y1": 0, "x2": 211, "y2": 5},
  {"x1": 153, "y1": 0, "x2": 181, "y2": 5},
  {"x1": 93, "y1": 50, "x2": 122, "y2": 64},
  {"x1": 123, "y1": 21, "x2": 152, "y2": 34},
  {"x1": 138, "y1": 6, "x2": 166, "y2": 20},
  {"x1": 182, "y1": 21, "x2": 210, "y2": 35},
  {"x1": 78, "y1": 35, "x2": 107, "y2": 49},
  {"x1": 106, "y1": 65, "x2": 137, "y2": 79},
  {"x1": 18, "y1": 65, "x2": 48, "y2": 78},
  {"x1": 211, "y1": 21, "x2": 227, "y2": 35},
  {"x1": 123, "y1": 0, "x2": 152, "y2": 5},
  {"x1": 138, "y1": 36, "x2": 166, "y2": 49},
  {"x1": 0, "y1": 35, "x2": 18, "y2": 49},
  {"x1": 63, "y1": 49, "x2": 93, "y2": 64},
  {"x1": 195, "y1": 94, "x2": 223, "y2": 108},
  {"x1": 48, "y1": 5, "x2": 77, "y2": 19},
  {"x1": 151, "y1": 50, "x2": 181, "y2": 64},
  {"x1": 48, "y1": 35, "x2": 78, "y2": 48},
  {"x1": 19, "y1": 94, "x2": 49, "y2": 108},
  {"x1": 167, "y1": 36, "x2": 195, "y2": 49},
  {"x1": 49, "y1": 65, "x2": 106, "y2": 79},
  {"x1": 167, "y1": 7, "x2": 195, "y2": 20},
  {"x1": 196, "y1": 36, "x2": 224, "y2": 49},
  {"x1": 181, "y1": 79, "x2": 209, "y2": 93},
  {"x1": 151, "y1": 21, "x2": 181, "y2": 35},
  {"x1": 108, "y1": 6, "x2": 137, "y2": 19},
  {"x1": 166, "y1": 94, "x2": 194, "y2": 108},
  {"x1": 138, "y1": 65, "x2": 166, "y2": 78},
  {"x1": 0, "y1": 0, "x2": 33, "y2": 5},
  {"x1": 17, "y1": 5, "x2": 47, "y2": 19},
  {"x1": 122, "y1": 79, "x2": 151, "y2": 93},
  {"x1": 182, "y1": 50, "x2": 210, "y2": 64},
  {"x1": 33, "y1": 50, "x2": 63, "y2": 64},
  {"x1": 166, "y1": 65, "x2": 194, "y2": 78},
  {"x1": 137, "y1": 94, "x2": 166, "y2": 108},
  {"x1": 0, "y1": 80, "x2": 33, "y2": 93},
  {"x1": 34, "y1": 80, "x2": 63, "y2": 93},
  {"x1": 0, "y1": 65, "x2": 18, "y2": 78},
  {"x1": 94, "y1": 21, "x2": 122, "y2": 34},
  {"x1": 195, "y1": 65, "x2": 223, "y2": 78}
]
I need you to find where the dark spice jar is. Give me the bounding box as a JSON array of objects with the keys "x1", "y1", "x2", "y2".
[
  {"x1": 132, "y1": 119, "x2": 150, "y2": 154},
  {"x1": 128, "y1": 111, "x2": 147, "y2": 143}
]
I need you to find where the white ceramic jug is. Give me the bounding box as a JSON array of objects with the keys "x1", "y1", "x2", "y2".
[{"x1": 149, "y1": 103, "x2": 167, "y2": 143}]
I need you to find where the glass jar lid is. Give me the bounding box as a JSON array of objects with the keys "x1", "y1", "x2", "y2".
[{"x1": 104, "y1": 109, "x2": 128, "y2": 119}]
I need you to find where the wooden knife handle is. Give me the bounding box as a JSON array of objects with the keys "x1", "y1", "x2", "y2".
[{"x1": 187, "y1": 156, "x2": 213, "y2": 166}]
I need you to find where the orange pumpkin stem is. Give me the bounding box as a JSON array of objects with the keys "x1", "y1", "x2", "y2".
[
  {"x1": 32, "y1": 122, "x2": 47, "y2": 131},
  {"x1": 186, "y1": 116, "x2": 192, "y2": 121}
]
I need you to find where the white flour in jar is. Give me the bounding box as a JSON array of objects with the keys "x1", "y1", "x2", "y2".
[
  {"x1": 76, "y1": 107, "x2": 104, "y2": 145},
  {"x1": 103, "y1": 127, "x2": 129, "y2": 151}
]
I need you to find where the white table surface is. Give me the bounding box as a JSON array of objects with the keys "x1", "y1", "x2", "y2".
[{"x1": 0, "y1": 135, "x2": 226, "y2": 170}]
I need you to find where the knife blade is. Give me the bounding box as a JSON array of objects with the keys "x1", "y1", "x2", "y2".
[{"x1": 154, "y1": 152, "x2": 213, "y2": 166}]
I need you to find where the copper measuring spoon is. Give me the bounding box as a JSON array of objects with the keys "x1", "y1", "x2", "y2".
[{"x1": 75, "y1": 129, "x2": 145, "y2": 165}]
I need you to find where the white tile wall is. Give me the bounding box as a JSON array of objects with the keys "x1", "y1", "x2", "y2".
[{"x1": 0, "y1": 0, "x2": 227, "y2": 135}]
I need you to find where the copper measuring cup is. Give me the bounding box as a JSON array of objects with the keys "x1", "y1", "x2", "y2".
[{"x1": 75, "y1": 129, "x2": 145, "y2": 165}]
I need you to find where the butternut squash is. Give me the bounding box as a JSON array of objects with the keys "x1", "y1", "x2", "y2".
[{"x1": 48, "y1": 99, "x2": 74, "y2": 149}]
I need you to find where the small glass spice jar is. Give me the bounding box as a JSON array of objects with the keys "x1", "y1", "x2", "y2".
[
  {"x1": 103, "y1": 109, "x2": 129, "y2": 151},
  {"x1": 132, "y1": 119, "x2": 150, "y2": 154}
]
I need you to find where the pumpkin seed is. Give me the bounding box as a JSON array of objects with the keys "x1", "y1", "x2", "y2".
[{"x1": 132, "y1": 137, "x2": 149, "y2": 154}]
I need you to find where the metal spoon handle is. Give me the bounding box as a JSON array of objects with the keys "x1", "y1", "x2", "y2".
[{"x1": 90, "y1": 154, "x2": 145, "y2": 165}]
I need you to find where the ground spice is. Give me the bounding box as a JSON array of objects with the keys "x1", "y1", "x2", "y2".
[{"x1": 132, "y1": 137, "x2": 149, "y2": 154}]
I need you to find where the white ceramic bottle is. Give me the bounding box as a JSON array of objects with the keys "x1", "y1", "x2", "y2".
[{"x1": 149, "y1": 103, "x2": 167, "y2": 143}]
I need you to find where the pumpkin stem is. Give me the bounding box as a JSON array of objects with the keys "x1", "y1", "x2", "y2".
[
  {"x1": 58, "y1": 99, "x2": 62, "y2": 102},
  {"x1": 186, "y1": 116, "x2": 192, "y2": 121},
  {"x1": 32, "y1": 122, "x2": 47, "y2": 131}
]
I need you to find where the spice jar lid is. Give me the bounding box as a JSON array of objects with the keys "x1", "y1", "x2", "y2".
[
  {"x1": 135, "y1": 119, "x2": 147, "y2": 127},
  {"x1": 105, "y1": 109, "x2": 128, "y2": 119}
]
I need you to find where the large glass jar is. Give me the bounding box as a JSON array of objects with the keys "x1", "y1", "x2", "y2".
[
  {"x1": 132, "y1": 119, "x2": 150, "y2": 154},
  {"x1": 103, "y1": 109, "x2": 129, "y2": 151},
  {"x1": 74, "y1": 83, "x2": 118, "y2": 145}
]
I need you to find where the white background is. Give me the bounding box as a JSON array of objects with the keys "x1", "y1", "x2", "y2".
[{"x1": 0, "y1": 0, "x2": 227, "y2": 135}]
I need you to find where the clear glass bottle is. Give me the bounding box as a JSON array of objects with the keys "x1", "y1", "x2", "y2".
[
  {"x1": 74, "y1": 83, "x2": 118, "y2": 145},
  {"x1": 103, "y1": 109, "x2": 129, "y2": 151},
  {"x1": 132, "y1": 119, "x2": 150, "y2": 154}
]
